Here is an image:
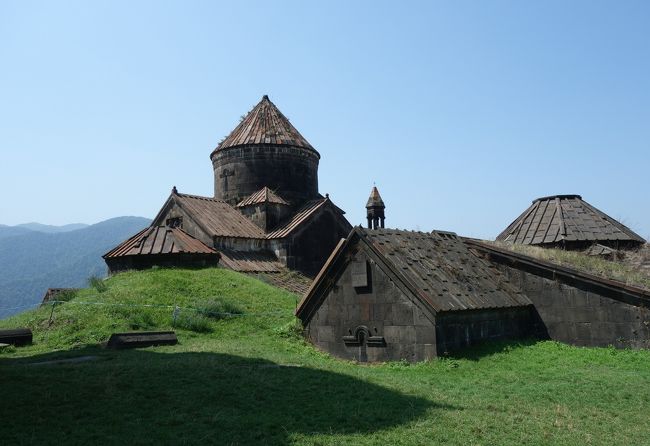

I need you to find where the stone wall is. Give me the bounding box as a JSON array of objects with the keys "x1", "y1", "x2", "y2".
[
  {"x1": 304, "y1": 243, "x2": 539, "y2": 363},
  {"x1": 213, "y1": 236, "x2": 267, "y2": 252},
  {"x1": 287, "y1": 209, "x2": 351, "y2": 276},
  {"x1": 306, "y1": 252, "x2": 438, "y2": 362},
  {"x1": 435, "y1": 307, "x2": 536, "y2": 354},
  {"x1": 238, "y1": 202, "x2": 291, "y2": 232},
  {"x1": 494, "y1": 264, "x2": 650, "y2": 348},
  {"x1": 211, "y1": 145, "x2": 320, "y2": 205}
]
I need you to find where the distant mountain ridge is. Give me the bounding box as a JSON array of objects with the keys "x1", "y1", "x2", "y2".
[
  {"x1": 15, "y1": 222, "x2": 90, "y2": 233},
  {"x1": 0, "y1": 222, "x2": 90, "y2": 240},
  {"x1": 0, "y1": 217, "x2": 151, "y2": 319}
]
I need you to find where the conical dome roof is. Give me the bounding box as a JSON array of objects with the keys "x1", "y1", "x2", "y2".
[
  {"x1": 497, "y1": 194, "x2": 645, "y2": 248},
  {"x1": 366, "y1": 186, "x2": 385, "y2": 208},
  {"x1": 213, "y1": 95, "x2": 316, "y2": 154}
]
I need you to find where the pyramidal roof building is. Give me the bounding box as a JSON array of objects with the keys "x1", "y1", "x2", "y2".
[
  {"x1": 497, "y1": 194, "x2": 645, "y2": 250},
  {"x1": 105, "y1": 96, "x2": 351, "y2": 276}
]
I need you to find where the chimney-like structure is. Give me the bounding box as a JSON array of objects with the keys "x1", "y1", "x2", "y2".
[{"x1": 366, "y1": 186, "x2": 385, "y2": 229}]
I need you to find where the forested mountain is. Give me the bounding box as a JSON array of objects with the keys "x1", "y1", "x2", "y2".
[{"x1": 0, "y1": 217, "x2": 150, "y2": 319}]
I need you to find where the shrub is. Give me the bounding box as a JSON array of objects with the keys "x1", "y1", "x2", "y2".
[
  {"x1": 88, "y1": 276, "x2": 107, "y2": 293},
  {"x1": 105, "y1": 304, "x2": 157, "y2": 330},
  {"x1": 195, "y1": 300, "x2": 243, "y2": 321},
  {"x1": 175, "y1": 313, "x2": 213, "y2": 333},
  {"x1": 55, "y1": 290, "x2": 77, "y2": 302},
  {"x1": 127, "y1": 309, "x2": 157, "y2": 330}
]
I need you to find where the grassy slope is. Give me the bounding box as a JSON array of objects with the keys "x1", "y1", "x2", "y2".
[
  {"x1": 1, "y1": 268, "x2": 650, "y2": 445},
  {"x1": 489, "y1": 241, "x2": 650, "y2": 291}
]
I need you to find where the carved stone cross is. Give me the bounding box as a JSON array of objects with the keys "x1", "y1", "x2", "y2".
[{"x1": 220, "y1": 169, "x2": 234, "y2": 191}]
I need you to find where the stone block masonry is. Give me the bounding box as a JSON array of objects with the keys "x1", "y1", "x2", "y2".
[{"x1": 468, "y1": 241, "x2": 650, "y2": 349}]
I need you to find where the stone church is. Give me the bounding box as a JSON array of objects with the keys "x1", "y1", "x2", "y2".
[
  {"x1": 104, "y1": 96, "x2": 650, "y2": 363},
  {"x1": 105, "y1": 96, "x2": 352, "y2": 276}
]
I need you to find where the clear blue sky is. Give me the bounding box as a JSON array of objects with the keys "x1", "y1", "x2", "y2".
[{"x1": 1, "y1": 1, "x2": 648, "y2": 240}]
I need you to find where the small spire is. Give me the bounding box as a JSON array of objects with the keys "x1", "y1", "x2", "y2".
[
  {"x1": 366, "y1": 186, "x2": 385, "y2": 208},
  {"x1": 366, "y1": 186, "x2": 386, "y2": 230},
  {"x1": 172, "y1": 186, "x2": 178, "y2": 194},
  {"x1": 262, "y1": 94, "x2": 269, "y2": 100},
  {"x1": 325, "y1": 193, "x2": 329, "y2": 199}
]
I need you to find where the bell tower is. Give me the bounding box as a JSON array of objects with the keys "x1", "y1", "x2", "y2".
[{"x1": 366, "y1": 186, "x2": 385, "y2": 229}]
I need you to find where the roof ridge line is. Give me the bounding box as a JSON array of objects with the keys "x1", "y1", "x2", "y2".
[
  {"x1": 555, "y1": 197, "x2": 566, "y2": 238},
  {"x1": 176, "y1": 192, "x2": 227, "y2": 202}
]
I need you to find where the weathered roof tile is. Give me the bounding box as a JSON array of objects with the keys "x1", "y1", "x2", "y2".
[
  {"x1": 219, "y1": 249, "x2": 284, "y2": 273},
  {"x1": 236, "y1": 187, "x2": 289, "y2": 208},
  {"x1": 266, "y1": 197, "x2": 348, "y2": 239},
  {"x1": 173, "y1": 193, "x2": 267, "y2": 239},
  {"x1": 213, "y1": 95, "x2": 316, "y2": 153},
  {"x1": 103, "y1": 226, "x2": 218, "y2": 258},
  {"x1": 297, "y1": 228, "x2": 532, "y2": 321},
  {"x1": 497, "y1": 195, "x2": 645, "y2": 246}
]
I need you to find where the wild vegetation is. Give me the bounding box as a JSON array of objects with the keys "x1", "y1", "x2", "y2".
[
  {"x1": 1, "y1": 267, "x2": 650, "y2": 445},
  {"x1": 490, "y1": 241, "x2": 650, "y2": 291}
]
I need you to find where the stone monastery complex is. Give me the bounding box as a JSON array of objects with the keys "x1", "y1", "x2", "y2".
[{"x1": 105, "y1": 96, "x2": 649, "y2": 362}]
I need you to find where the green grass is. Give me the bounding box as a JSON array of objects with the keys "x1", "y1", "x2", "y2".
[
  {"x1": 1, "y1": 267, "x2": 650, "y2": 445},
  {"x1": 490, "y1": 241, "x2": 650, "y2": 291}
]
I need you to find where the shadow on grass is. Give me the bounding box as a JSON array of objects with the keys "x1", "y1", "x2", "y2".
[
  {"x1": 0, "y1": 348, "x2": 448, "y2": 444},
  {"x1": 446, "y1": 337, "x2": 541, "y2": 361}
]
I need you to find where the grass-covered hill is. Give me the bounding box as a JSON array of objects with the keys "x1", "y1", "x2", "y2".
[{"x1": 1, "y1": 267, "x2": 650, "y2": 445}]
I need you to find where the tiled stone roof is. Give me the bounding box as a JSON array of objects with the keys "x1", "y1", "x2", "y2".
[
  {"x1": 236, "y1": 187, "x2": 289, "y2": 208},
  {"x1": 497, "y1": 195, "x2": 645, "y2": 246},
  {"x1": 103, "y1": 226, "x2": 218, "y2": 258},
  {"x1": 213, "y1": 95, "x2": 315, "y2": 152},
  {"x1": 171, "y1": 192, "x2": 266, "y2": 239},
  {"x1": 297, "y1": 228, "x2": 532, "y2": 321},
  {"x1": 218, "y1": 249, "x2": 284, "y2": 273},
  {"x1": 266, "y1": 197, "x2": 348, "y2": 239}
]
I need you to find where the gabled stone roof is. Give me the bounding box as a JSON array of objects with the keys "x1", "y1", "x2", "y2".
[
  {"x1": 266, "y1": 197, "x2": 349, "y2": 239},
  {"x1": 297, "y1": 228, "x2": 532, "y2": 322},
  {"x1": 236, "y1": 187, "x2": 289, "y2": 208},
  {"x1": 155, "y1": 191, "x2": 267, "y2": 239},
  {"x1": 103, "y1": 226, "x2": 218, "y2": 258},
  {"x1": 213, "y1": 95, "x2": 316, "y2": 153},
  {"x1": 150, "y1": 189, "x2": 348, "y2": 241},
  {"x1": 497, "y1": 195, "x2": 646, "y2": 247}
]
